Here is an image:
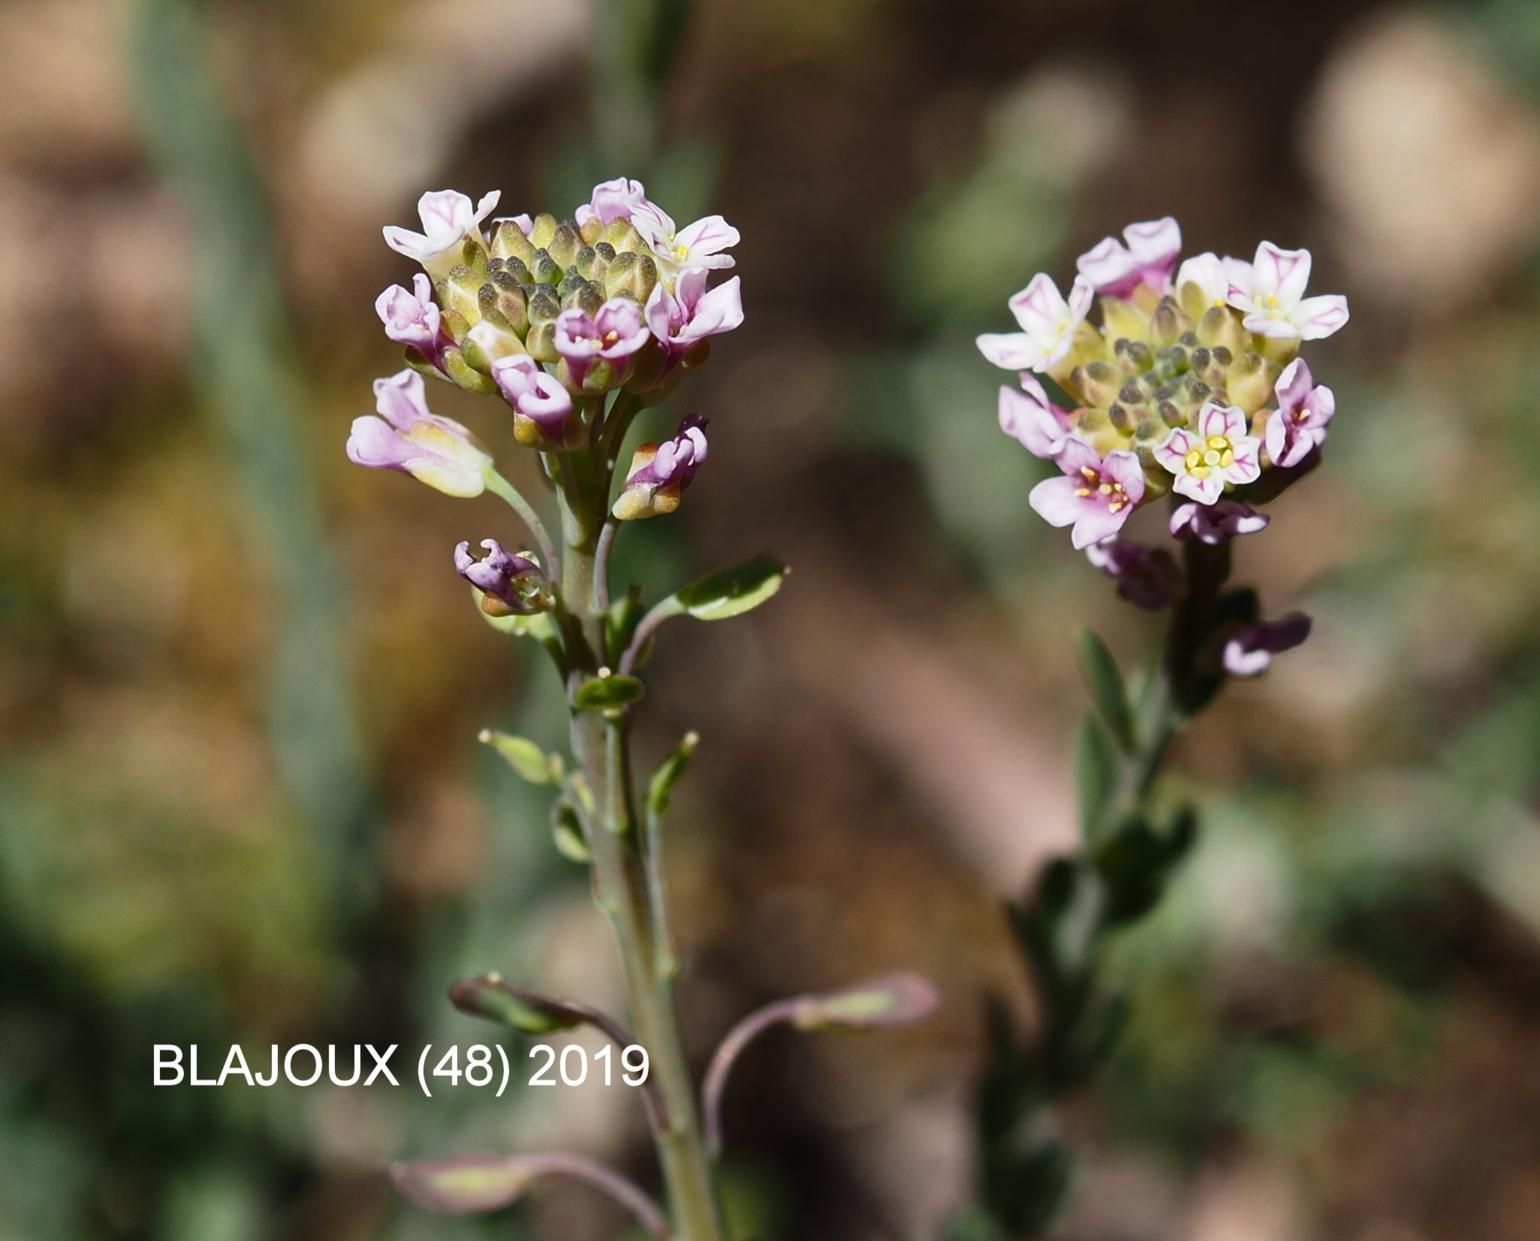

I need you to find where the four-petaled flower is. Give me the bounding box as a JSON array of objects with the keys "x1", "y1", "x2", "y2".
[
  {"x1": 375, "y1": 273, "x2": 443, "y2": 357},
  {"x1": 383, "y1": 189, "x2": 500, "y2": 272},
  {"x1": 998, "y1": 373, "x2": 1077, "y2": 460},
  {"x1": 491, "y1": 354, "x2": 575, "y2": 439},
  {"x1": 630, "y1": 199, "x2": 740, "y2": 282},
  {"x1": 1225, "y1": 242, "x2": 1349, "y2": 340},
  {"x1": 1170, "y1": 499, "x2": 1269, "y2": 545},
  {"x1": 645, "y1": 269, "x2": 744, "y2": 359},
  {"x1": 1076, "y1": 218, "x2": 1182, "y2": 298},
  {"x1": 577, "y1": 177, "x2": 649, "y2": 229},
  {"x1": 977, "y1": 274, "x2": 1094, "y2": 374},
  {"x1": 454, "y1": 539, "x2": 552, "y2": 616},
  {"x1": 613, "y1": 415, "x2": 710, "y2": 521},
  {"x1": 1156, "y1": 403, "x2": 1262, "y2": 505},
  {"x1": 1029, "y1": 441, "x2": 1146, "y2": 549},
  {"x1": 1085, "y1": 539, "x2": 1181, "y2": 610},
  {"x1": 347, "y1": 370, "x2": 492, "y2": 497},
  {"x1": 1265, "y1": 358, "x2": 1336, "y2": 469},
  {"x1": 554, "y1": 298, "x2": 651, "y2": 385},
  {"x1": 1223, "y1": 614, "x2": 1313, "y2": 677}
]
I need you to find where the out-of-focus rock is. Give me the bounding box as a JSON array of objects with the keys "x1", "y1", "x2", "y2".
[{"x1": 1305, "y1": 12, "x2": 1540, "y2": 310}]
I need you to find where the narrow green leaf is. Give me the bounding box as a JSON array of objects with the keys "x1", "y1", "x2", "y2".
[
  {"x1": 447, "y1": 974, "x2": 586, "y2": 1035},
  {"x1": 478, "y1": 730, "x2": 562, "y2": 784},
  {"x1": 1073, "y1": 714, "x2": 1118, "y2": 844},
  {"x1": 390, "y1": 1154, "x2": 532, "y2": 1214},
  {"x1": 674, "y1": 555, "x2": 787, "y2": 621},
  {"x1": 789, "y1": 972, "x2": 941, "y2": 1031},
  {"x1": 573, "y1": 672, "x2": 645, "y2": 711},
  {"x1": 646, "y1": 730, "x2": 699, "y2": 818},
  {"x1": 550, "y1": 800, "x2": 591, "y2": 864},
  {"x1": 1078, "y1": 630, "x2": 1133, "y2": 750}
]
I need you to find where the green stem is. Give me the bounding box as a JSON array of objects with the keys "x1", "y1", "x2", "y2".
[
  {"x1": 486, "y1": 469, "x2": 559, "y2": 577},
  {"x1": 560, "y1": 493, "x2": 726, "y2": 1241}
]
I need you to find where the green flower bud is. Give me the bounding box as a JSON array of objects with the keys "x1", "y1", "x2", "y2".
[
  {"x1": 547, "y1": 220, "x2": 582, "y2": 268},
  {"x1": 1150, "y1": 296, "x2": 1184, "y2": 347},
  {"x1": 1072, "y1": 360, "x2": 1121, "y2": 408},
  {"x1": 600, "y1": 218, "x2": 647, "y2": 256},
  {"x1": 1228, "y1": 351, "x2": 1277, "y2": 414},
  {"x1": 529, "y1": 249, "x2": 562, "y2": 286},
  {"x1": 438, "y1": 265, "x2": 485, "y2": 325},
  {"x1": 527, "y1": 212, "x2": 559, "y2": 249},
  {"x1": 489, "y1": 220, "x2": 536, "y2": 267},
  {"x1": 604, "y1": 251, "x2": 659, "y2": 302},
  {"x1": 559, "y1": 276, "x2": 604, "y2": 318},
  {"x1": 1197, "y1": 304, "x2": 1245, "y2": 353},
  {"x1": 573, "y1": 245, "x2": 611, "y2": 285},
  {"x1": 1101, "y1": 296, "x2": 1148, "y2": 345},
  {"x1": 487, "y1": 271, "x2": 530, "y2": 335},
  {"x1": 578, "y1": 213, "x2": 604, "y2": 247},
  {"x1": 442, "y1": 345, "x2": 498, "y2": 394}
]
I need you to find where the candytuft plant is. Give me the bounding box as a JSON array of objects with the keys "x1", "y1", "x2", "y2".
[{"x1": 352, "y1": 179, "x2": 938, "y2": 1239}]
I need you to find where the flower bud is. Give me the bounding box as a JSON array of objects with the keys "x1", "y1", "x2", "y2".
[
  {"x1": 604, "y1": 251, "x2": 659, "y2": 303},
  {"x1": 559, "y1": 274, "x2": 605, "y2": 318},
  {"x1": 438, "y1": 264, "x2": 485, "y2": 325},
  {"x1": 529, "y1": 249, "x2": 562, "y2": 286},
  {"x1": 600, "y1": 218, "x2": 647, "y2": 255},
  {"x1": 574, "y1": 244, "x2": 612, "y2": 284},
  {"x1": 463, "y1": 318, "x2": 525, "y2": 370},
  {"x1": 1101, "y1": 296, "x2": 1148, "y2": 345},
  {"x1": 527, "y1": 212, "x2": 559, "y2": 249},
  {"x1": 454, "y1": 539, "x2": 553, "y2": 616},
  {"x1": 489, "y1": 218, "x2": 536, "y2": 266},
  {"x1": 1073, "y1": 360, "x2": 1121, "y2": 408},
  {"x1": 578, "y1": 212, "x2": 604, "y2": 246},
  {"x1": 1228, "y1": 351, "x2": 1279, "y2": 414},
  {"x1": 612, "y1": 415, "x2": 709, "y2": 520},
  {"x1": 547, "y1": 220, "x2": 583, "y2": 268}
]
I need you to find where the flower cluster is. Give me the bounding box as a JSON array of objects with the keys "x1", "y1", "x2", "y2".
[
  {"x1": 350, "y1": 178, "x2": 744, "y2": 609},
  {"x1": 980, "y1": 219, "x2": 1346, "y2": 674}
]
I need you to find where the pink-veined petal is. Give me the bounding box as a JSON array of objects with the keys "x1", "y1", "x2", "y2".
[
  {"x1": 1292, "y1": 294, "x2": 1350, "y2": 340},
  {"x1": 1028, "y1": 475, "x2": 1087, "y2": 528}
]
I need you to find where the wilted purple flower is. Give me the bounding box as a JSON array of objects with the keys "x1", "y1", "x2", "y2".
[
  {"x1": 383, "y1": 189, "x2": 500, "y2": 271},
  {"x1": 1223, "y1": 614, "x2": 1312, "y2": 677},
  {"x1": 1029, "y1": 440, "x2": 1145, "y2": 550},
  {"x1": 576, "y1": 177, "x2": 649, "y2": 229},
  {"x1": 998, "y1": 374, "x2": 1076, "y2": 460},
  {"x1": 1265, "y1": 358, "x2": 1336, "y2": 469},
  {"x1": 977, "y1": 273, "x2": 1094, "y2": 374},
  {"x1": 346, "y1": 370, "x2": 491, "y2": 497},
  {"x1": 1076, "y1": 218, "x2": 1182, "y2": 298},
  {"x1": 1156, "y1": 403, "x2": 1262, "y2": 505},
  {"x1": 1085, "y1": 539, "x2": 1181, "y2": 610},
  {"x1": 1226, "y1": 242, "x2": 1349, "y2": 341},
  {"x1": 555, "y1": 298, "x2": 650, "y2": 385},
  {"x1": 630, "y1": 199, "x2": 739, "y2": 279},
  {"x1": 1170, "y1": 499, "x2": 1270, "y2": 545},
  {"x1": 644, "y1": 269, "x2": 744, "y2": 360},
  {"x1": 454, "y1": 539, "x2": 552, "y2": 615},
  {"x1": 375, "y1": 273, "x2": 443, "y2": 359},
  {"x1": 612, "y1": 415, "x2": 709, "y2": 521},
  {"x1": 490, "y1": 355, "x2": 574, "y2": 440}
]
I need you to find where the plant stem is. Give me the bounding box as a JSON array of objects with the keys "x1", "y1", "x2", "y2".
[
  {"x1": 487, "y1": 469, "x2": 560, "y2": 576},
  {"x1": 560, "y1": 496, "x2": 727, "y2": 1241}
]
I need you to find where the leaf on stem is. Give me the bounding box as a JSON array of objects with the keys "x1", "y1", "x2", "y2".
[
  {"x1": 1077, "y1": 630, "x2": 1134, "y2": 750},
  {"x1": 1073, "y1": 714, "x2": 1118, "y2": 844},
  {"x1": 673, "y1": 554, "x2": 787, "y2": 621},
  {"x1": 790, "y1": 972, "x2": 942, "y2": 1031},
  {"x1": 479, "y1": 730, "x2": 564, "y2": 784},
  {"x1": 390, "y1": 1154, "x2": 533, "y2": 1213},
  {"x1": 573, "y1": 671, "x2": 645, "y2": 711},
  {"x1": 646, "y1": 730, "x2": 700, "y2": 818},
  {"x1": 447, "y1": 975, "x2": 587, "y2": 1035},
  {"x1": 550, "y1": 798, "x2": 591, "y2": 864}
]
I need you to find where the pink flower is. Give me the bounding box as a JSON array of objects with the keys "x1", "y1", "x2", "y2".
[
  {"x1": 612, "y1": 415, "x2": 709, "y2": 521},
  {"x1": 630, "y1": 200, "x2": 739, "y2": 279},
  {"x1": 554, "y1": 298, "x2": 651, "y2": 384},
  {"x1": 1225, "y1": 242, "x2": 1349, "y2": 340},
  {"x1": 576, "y1": 177, "x2": 649, "y2": 229},
  {"x1": 977, "y1": 274, "x2": 1094, "y2": 374},
  {"x1": 644, "y1": 269, "x2": 744, "y2": 358},
  {"x1": 1174, "y1": 252, "x2": 1233, "y2": 309},
  {"x1": 383, "y1": 189, "x2": 500, "y2": 270},
  {"x1": 1029, "y1": 440, "x2": 1146, "y2": 549},
  {"x1": 998, "y1": 374, "x2": 1076, "y2": 460},
  {"x1": 1156, "y1": 403, "x2": 1262, "y2": 505},
  {"x1": 375, "y1": 273, "x2": 442, "y2": 356},
  {"x1": 346, "y1": 370, "x2": 491, "y2": 497},
  {"x1": 490, "y1": 355, "x2": 574, "y2": 437},
  {"x1": 1170, "y1": 499, "x2": 1269, "y2": 545},
  {"x1": 454, "y1": 539, "x2": 551, "y2": 615},
  {"x1": 1076, "y1": 217, "x2": 1182, "y2": 298},
  {"x1": 1085, "y1": 539, "x2": 1180, "y2": 610},
  {"x1": 1264, "y1": 358, "x2": 1336, "y2": 468},
  {"x1": 1223, "y1": 614, "x2": 1312, "y2": 677}
]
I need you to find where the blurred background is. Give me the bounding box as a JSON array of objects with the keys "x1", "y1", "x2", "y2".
[{"x1": 4, "y1": 0, "x2": 1540, "y2": 1238}]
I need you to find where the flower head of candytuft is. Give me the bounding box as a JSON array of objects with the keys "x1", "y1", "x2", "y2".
[{"x1": 979, "y1": 218, "x2": 1349, "y2": 541}]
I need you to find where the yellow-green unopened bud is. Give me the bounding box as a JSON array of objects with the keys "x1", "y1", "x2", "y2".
[
  {"x1": 604, "y1": 252, "x2": 658, "y2": 303},
  {"x1": 547, "y1": 221, "x2": 582, "y2": 268},
  {"x1": 489, "y1": 220, "x2": 535, "y2": 266},
  {"x1": 528, "y1": 213, "x2": 558, "y2": 249}
]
